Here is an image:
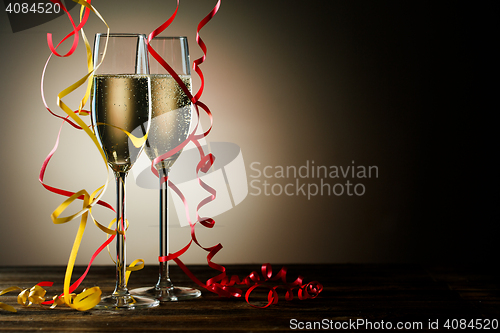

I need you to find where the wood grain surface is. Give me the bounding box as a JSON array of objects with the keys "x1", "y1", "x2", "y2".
[{"x1": 1, "y1": 264, "x2": 498, "y2": 332}]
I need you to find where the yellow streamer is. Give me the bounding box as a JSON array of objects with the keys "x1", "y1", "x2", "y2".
[
  {"x1": 93, "y1": 217, "x2": 125, "y2": 236},
  {"x1": 126, "y1": 259, "x2": 146, "y2": 285},
  {"x1": 102, "y1": 218, "x2": 128, "y2": 263},
  {"x1": 1, "y1": 287, "x2": 22, "y2": 312},
  {"x1": 46, "y1": 0, "x2": 147, "y2": 311},
  {"x1": 18, "y1": 285, "x2": 46, "y2": 307},
  {"x1": 95, "y1": 122, "x2": 149, "y2": 148},
  {"x1": 45, "y1": 0, "x2": 111, "y2": 311},
  {"x1": 2, "y1": 0, "x2": 148, "y2": 313},
  {"x1": 1, "y1": 285, "x2": 49, "y2": 312}
]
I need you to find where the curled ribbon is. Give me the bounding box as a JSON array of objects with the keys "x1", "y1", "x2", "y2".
[
  {"x1": 146, "y1": 0, "x2": 322, "y2": 307},
  {"x1": 39, "y1": 0, "x2": 150, "y2": 310},
  {"x1": 1, "y1": 282, "x2": 53, "y2": 312},
  {"x1": 37, "y1": 0, "x2": 147, "y2": 311},
  {"x1": 146, "y1": 0, "x2": 220, "y2": 290},
  {"x1": 38, "y1": 0, "x2": 112, "y2": 311}
]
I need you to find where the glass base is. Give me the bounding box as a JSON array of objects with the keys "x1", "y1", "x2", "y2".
[
  {"x1": 131, "y1": 286, "x2": 201, "y2": 302},
  {"x1": 94, "y1": 294, "x2": 160, "y2": 310}
]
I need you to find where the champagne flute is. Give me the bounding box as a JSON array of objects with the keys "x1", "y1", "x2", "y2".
[
  {"x1": 91, "y1": 33, "x2": 159, "y2": 309},
  {"x1": 131, "y1": 37, "x2": 201, "y2": 301}
]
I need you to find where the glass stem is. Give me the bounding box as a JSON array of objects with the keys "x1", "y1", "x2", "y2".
[
  {"x1": 113, "y1": 171, "x2": 130, "y2": 297},
  {"x1": 157, "y1": 166, "x2": 173, "y2": 290}
]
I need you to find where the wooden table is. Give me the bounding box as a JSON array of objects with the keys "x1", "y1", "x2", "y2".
[{"x1": 1, "y1": 264, "x2": 498, "y2": 331}]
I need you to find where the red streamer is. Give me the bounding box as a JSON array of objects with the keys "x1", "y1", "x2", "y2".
[
  {"x1": 39, "y1": 0, "x2": 116, "y2": 304},
  {"x1": 41, "y1": 0, "x2": 92, "y2": 128},
  {"x1": 148, "y1": 0, "x2": 323, "y2": 308}
]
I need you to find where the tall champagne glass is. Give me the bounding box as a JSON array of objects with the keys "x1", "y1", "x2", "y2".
[
  {"x1": 131, "y1": 37, "x2": 201, "y2": 301},
  {"x1": 91, "y1": 33, "x2": 159, "y2": 309}
]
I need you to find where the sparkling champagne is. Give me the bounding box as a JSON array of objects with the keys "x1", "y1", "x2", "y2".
[
  {"x1": 92, "y1": 74, "x2": 151, "y2": 174},
  {"x1": 144, "y1": 74, "x2": 192, "y2": 170}
]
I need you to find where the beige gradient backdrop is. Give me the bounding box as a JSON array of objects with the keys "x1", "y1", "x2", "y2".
[{"x1": 0, "y1": 1, "x2": 494, "y2": 266}]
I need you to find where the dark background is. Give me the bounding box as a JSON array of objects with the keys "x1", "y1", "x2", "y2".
[{"x1": 408, "y1": 2, "x2": 496, "y2": 263}]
